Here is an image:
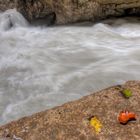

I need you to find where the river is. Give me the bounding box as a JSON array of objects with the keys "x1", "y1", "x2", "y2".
[{"x1": 0, "y1": 9, "x2": 140, "y2": 125}]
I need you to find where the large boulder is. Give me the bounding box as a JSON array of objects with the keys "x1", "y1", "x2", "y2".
[
  {"x1": 0, "y1": 0, "x2": 140, "y2": 24},
  {"x1": 0, "y1": 81, "x2": 140, "y2": 140}
]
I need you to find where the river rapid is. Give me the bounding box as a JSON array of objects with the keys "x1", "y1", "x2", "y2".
[{"x1": 0, "y1": 9, "x2": 140, "y2": 124}]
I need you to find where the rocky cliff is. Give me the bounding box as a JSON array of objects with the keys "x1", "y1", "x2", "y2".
[
  {"x1": 0, "y1": 0, "x2": 140, "y2": 24},
  {"x1": 0, "y1": 81, "x2": 140, "y2": 140}
]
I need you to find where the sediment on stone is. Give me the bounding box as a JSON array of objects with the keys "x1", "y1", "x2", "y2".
[{"x1": 0, "y1": 81, "x2": 140, "y2": 140}]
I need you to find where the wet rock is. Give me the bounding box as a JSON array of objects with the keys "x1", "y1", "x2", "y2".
[
  {"x1": 0, "y1": 81, "x2": 140, "y2": 139},
  {"x1": 0, "y1": 0, "x2": 140, "y2": 24}
]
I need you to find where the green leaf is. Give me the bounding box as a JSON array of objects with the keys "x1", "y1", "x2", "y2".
[{"x1": 122, "y1": 89, "x2": 132, "y2": 98}]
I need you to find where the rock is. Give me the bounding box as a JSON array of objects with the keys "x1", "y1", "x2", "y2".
[
  {"x1": 0, "y1": 81, "x2": 140, "y2": 140},
  {"x1": 0, "y1": 0, "x2": 140, "y2": 24}
]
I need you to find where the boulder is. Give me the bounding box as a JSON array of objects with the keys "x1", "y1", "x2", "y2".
[{"x1": 0, "y1": 0, "x2": 140, "y2": 24}]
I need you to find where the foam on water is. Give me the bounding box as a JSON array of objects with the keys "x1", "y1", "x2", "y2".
[
  {"x1": 0, "y1": 9, "x2": 140, "y2": 124},
  {"x1": 0, "y1": 9, "x2": 28, "y2": 31}
]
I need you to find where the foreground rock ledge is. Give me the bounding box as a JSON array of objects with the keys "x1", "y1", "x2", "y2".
[
  {"x1": 0, "y1": 81, "x2": 140, "y2": 140},
  {"x1": 1, "y1": 0, "x2": 140, "y2": 24}
]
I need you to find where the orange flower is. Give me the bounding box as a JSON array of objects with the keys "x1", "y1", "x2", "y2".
[{"x1": 118, "y1": 111, "x2": 136, "y2": 124}]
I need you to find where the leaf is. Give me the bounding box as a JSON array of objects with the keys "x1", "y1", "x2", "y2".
[
  {"x1": 122, "y1": 89, "x2": 132, "y2": 98},
  {"x1": 90, "y1": 117, "x2": 102, "y2": 134}
]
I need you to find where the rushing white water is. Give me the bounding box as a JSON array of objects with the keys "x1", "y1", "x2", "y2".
[{"x1": 0, "y1": 9, "x2": 140, "y2": 124}]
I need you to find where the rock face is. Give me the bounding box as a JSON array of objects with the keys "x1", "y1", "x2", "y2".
[
  {"x1": 0, "y1": 0, "x2": 140, "y2": 24},
  {"x1": 0, "y1": 81, "x2": 140, "y2": 140}
]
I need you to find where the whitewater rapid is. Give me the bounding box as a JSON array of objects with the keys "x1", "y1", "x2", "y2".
[{"x1": 0, "y1": 9, "x2": 140, "y2": 124}]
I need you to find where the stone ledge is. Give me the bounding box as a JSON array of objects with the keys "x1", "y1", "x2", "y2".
[{"x1": 0, "y1": 81, "x2": 140, "y2": 140}]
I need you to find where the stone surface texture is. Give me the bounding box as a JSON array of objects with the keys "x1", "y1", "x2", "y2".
[
  {"x1": 0, "y1": 0, "x2": 140, "y2": 24},
  {"x1": 0, "y1": 81, "x2": 140, "y2": 140}
]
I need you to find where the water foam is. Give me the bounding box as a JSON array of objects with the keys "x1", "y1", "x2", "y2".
[{"x1": 0, "y1": 9, "x2": 28, "y2": 31}]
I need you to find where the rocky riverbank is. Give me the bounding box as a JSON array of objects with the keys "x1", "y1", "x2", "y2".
[
  {"x1": 0, "y1": 0, "x2": 140, "y2": 24},
  {"x1": 0, "y1": 81, "x2": 140, "y2": 140}
]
